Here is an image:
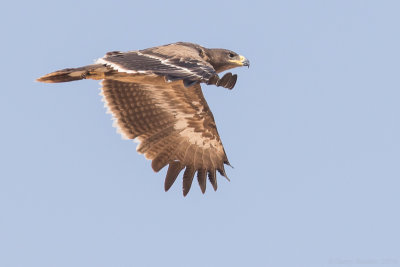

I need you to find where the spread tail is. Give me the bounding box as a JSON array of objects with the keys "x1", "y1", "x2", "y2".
[{"x1": 36, "y1": 64, "x2": 108, "y2": 83}]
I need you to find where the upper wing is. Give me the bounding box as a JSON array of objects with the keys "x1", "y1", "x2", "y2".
[
  {"x1": 97, "y1": 43, "x2": 218, "y2": 87},
  {"x1": 101, "y1": 78, "x2": 230, "y2": 195}
]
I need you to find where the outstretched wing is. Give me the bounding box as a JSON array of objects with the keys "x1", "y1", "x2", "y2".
[
  {"x1": 101, "y1": 78, "x2": 230, "y2": 196},
  {"x1": 97, "y1": 42, "x2": 235, "y2": 88}
]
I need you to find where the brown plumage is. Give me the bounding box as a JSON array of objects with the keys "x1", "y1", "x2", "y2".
[{"x1": 37, "y1": 42, "x2": 249, "y2": 196}]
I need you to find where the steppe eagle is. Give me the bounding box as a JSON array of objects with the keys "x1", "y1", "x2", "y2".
[{"x1": 37, "y1": 42, "x2": 249, "y2": 196}]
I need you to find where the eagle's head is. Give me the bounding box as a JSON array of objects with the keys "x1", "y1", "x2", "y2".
[{"x1": 205, "y1": 48, "x2": 250, "y2": 73}]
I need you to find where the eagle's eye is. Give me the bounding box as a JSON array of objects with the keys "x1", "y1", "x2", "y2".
[{"x1": 228, "y1": 52, "x2": 235, "y2": 58}]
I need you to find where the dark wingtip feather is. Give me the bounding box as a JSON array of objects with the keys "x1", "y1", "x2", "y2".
[
  {"x1": 182, "y1": 166, "x2": 196, "y2": 196},
  {"x1": 208, "y1": 169, "x2": 218, "y2": 191},
  {"x1": 217, "y1": 166, "x2": 230, "y2": 182},
  {"x1": 164, "y1": 162, "x2": 184, "y2": 192},
  {"x1": 224, "y1": 159, "x2": 234, "y2": 169},
  {"x1": 197, "y1": 169, "x2": 207, "y2": 194}
]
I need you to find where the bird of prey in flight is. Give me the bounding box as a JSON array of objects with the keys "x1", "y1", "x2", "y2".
[{"x1": 37, "y1": 42, "x2": 250, "y2": 196}]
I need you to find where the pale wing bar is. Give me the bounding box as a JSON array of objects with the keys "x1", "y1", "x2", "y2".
[
  {"x1": 98, "y1": 50, "x2": 218, "y2": 88},
  {"x1": 98, "y1": 51, "x2": 238, "y2": 89}
]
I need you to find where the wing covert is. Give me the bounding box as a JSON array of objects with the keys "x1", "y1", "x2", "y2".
[{"x1": 97, "y1": 43, "x2": 218, "y2": 87}]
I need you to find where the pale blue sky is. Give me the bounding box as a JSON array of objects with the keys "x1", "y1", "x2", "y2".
[{"x1": 1, "y1": 0, "x2": 399, "y2": 266}]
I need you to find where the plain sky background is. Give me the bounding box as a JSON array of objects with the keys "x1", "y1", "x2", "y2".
[{"x1": 1, "y1": 0, "x2": 399, "y2": 266}]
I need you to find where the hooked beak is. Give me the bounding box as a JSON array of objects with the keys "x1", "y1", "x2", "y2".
[
  {"x1": 229, "y1": 55, "x2": 250, "y2": 68},
  {"x1": 241, "y1": 56, "x2": 250, "y2": 68}
]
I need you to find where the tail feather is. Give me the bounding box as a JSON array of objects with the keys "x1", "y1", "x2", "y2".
[{"x1": 36, "y1": 64, "x2": 108, "y2": 83}]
